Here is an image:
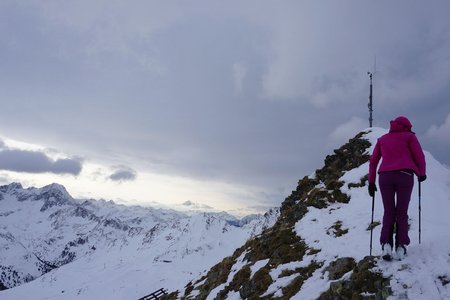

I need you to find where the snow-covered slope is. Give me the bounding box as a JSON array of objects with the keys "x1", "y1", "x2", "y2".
[
  {"x1": 179, "y1": 128, "x2": 450, "y2": 299},
  {"x1": 294, "y1": 128, "x2": 450, "y2": 299},
  {"x1": 1, "y1": 128, "x2": 449, "y2": 300},
  {"x1": 0, "y1": 183, "x2": 278, "y2": 299}
]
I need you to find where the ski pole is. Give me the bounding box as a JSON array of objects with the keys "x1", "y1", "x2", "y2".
[
  {"x1": 370, "y1": 193, "x2": 375, "y2": 256},
  {"x1": 419, "y1": 180, "x2": 422, "y2": 244}
]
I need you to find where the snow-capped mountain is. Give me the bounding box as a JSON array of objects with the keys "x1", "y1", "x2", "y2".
[
  {"x1": 177, "y1": 128, "x2": 450, "y2": 299},
  {"x1": 1, "y1": 128, "x2": 449, "y2": 300},
  {"x1": 0, "y1": 182, "x2": 278, "y2": 299}
]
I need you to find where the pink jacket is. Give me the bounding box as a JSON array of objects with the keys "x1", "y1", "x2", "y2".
[{"x1": 369, "y1": 116, "x2": 426, "y2": 183}]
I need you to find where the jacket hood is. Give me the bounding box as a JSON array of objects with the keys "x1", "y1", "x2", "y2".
[{"x1": 390, "y1": 116, "x2": 414, "y2": 133}]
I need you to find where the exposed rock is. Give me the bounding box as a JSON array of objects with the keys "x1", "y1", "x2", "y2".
[
  {"x1": 324, "y1": 257, "x2": 356, "y2": 280},
  {"x1": 319, "y1": 256, "x2": 391, "y2": 300},
  {"x1": 179, "y1": 131, "x2": 382, "y2": 299},
  {"x1": 327, "y1": 220, "x2": 349, "y2": 237}
]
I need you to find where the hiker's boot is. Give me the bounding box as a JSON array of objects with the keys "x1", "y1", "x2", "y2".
[
  {"x1": 395, "y1": 245, "x2": 407, "y2": 260},
  {"x1": 382, "y1": 243, "x2": 393, "y2": 261}
]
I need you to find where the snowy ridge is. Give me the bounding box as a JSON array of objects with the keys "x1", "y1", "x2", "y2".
[
  {"x1": 294, "y1": 128, "x2": 450, "y2": 299},
  {"x1": 1, "y1": 128, "x2": 449, "y2": 299},
  {"x1": 179, "y1": 128, "x2": 450, "y2": 299},
  {"x1": 0, "y1": 183, "x2": 278, "y2": 299}
]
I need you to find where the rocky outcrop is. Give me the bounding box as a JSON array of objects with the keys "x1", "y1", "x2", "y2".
[
  {"x1": 174, "y1": 131, "x2": 391, "y2": 300},
  {"x1": 319, "y1": 257, "x2": 391, "y2": 300}
]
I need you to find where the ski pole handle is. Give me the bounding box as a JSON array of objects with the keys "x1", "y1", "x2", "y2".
[{"x1": 419, "y1": 180, "x2": 421, "y2": 198}]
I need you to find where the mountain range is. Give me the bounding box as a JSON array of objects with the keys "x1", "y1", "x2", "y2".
[
  {"x1": 1, "y1": 128, "x2": 449, "y2": 299},
  {"x1": 0, "y1": 182, "x2": 277, "y2": 299}
]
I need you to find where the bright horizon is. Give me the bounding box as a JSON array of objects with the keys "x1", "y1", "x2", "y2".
[
  {"x1": 0, "y1": 135, "x2": 272, "y2": 216},
  {"x1": 1, "y1": 1, "x2": 450, "y2": 216}
]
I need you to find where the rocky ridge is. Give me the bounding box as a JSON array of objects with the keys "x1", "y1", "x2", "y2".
[{"x1": 172, "y1": 130, "x2": 391, "y2": 299}]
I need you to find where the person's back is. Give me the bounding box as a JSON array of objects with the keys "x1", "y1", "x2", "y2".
[
  {"x1": 368, "y1": 115, "x2": 426, "y2": 261},
  {"x1": 369, "y1": 116, "x2": 426, "y2": 183}
]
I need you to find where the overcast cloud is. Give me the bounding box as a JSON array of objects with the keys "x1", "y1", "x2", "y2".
[
  {"x1": 0, "y1": 1, "x2": 449, "y2": 209},
  {"x1": 0, "y1": 143, "x2": 82, "y2": 175},
  {"x1": 109, "y1": 166, "x2": 137, "y2": 182}
]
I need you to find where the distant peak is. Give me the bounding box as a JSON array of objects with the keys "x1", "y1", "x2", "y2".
[
  {"x1": 0, "y1": 182, "x2": 24, "y2": 192},
  {"x1": 36, "y1": 183, "x2": 74, "y2": 211},
  {"x1": 41, "y1": 183, "x2": 69, "y2": 194}
]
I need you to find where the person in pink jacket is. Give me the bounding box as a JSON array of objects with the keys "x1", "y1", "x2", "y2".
[{"x1": 368, "y1": 116, "x2": 426, "y2": 260}]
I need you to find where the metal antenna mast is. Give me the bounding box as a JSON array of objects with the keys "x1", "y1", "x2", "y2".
[
  {"x1": 367, "y1": 72, "x2": 373, "y2": 127},
  {"x1": 367, "y1": 57, "x2": 376, "y2": 128}
]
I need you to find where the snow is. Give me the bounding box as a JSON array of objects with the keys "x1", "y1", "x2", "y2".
[
  {"x1": 262, "y1": 258, "x2": 317, "y2": 298},
  {"x1": 0, "y1": 184, "x2": 277, "y2": 300},
  {"x1": 1, "y1": 128, "x2": 449, "y2": 299},
  {"x1": 207, "y1": 251, "x2": 249, "y2": 300},
  {"x1": 250, "y1": 259, "x2": 269, "y2": 279},
  {"x1": 293, "y1": 128, "x2": 450, "y2": 299}
]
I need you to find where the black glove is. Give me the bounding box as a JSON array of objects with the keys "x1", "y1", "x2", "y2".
[
  {"x1": 368, "y1": 183, "x2": 377, "y2": 197},
  {"x1": 418, "y1": 175, "x2": 427, "y2": 182}
]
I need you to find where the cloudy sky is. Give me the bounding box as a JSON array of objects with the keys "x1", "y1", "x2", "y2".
[{"x1": 1, "y1": 1, "x2": 449, "y2": 215}]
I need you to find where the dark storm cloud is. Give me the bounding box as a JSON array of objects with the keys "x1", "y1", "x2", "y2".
[
  {"x1": 109, "y1": 167, "x2": 137, "y2": 182},
  {"x1": 0, "y1": 145, "x2": 82, "y2": 175}
]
